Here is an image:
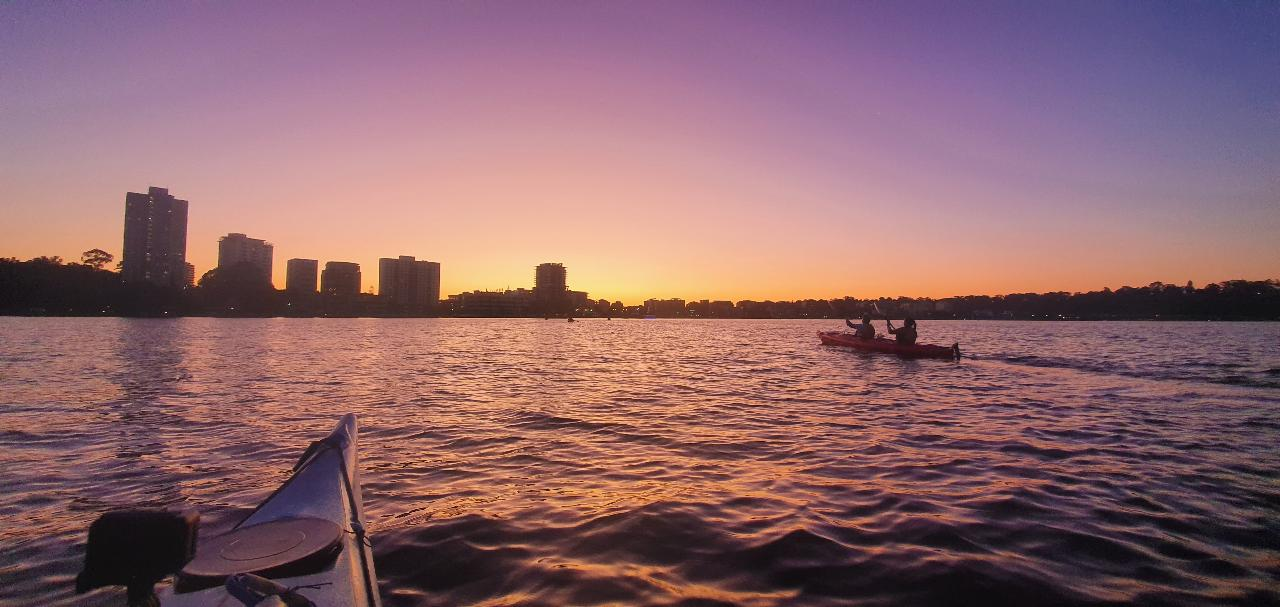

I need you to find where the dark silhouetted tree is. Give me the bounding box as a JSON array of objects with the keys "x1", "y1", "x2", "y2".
[
  {"x1": 197, "y1": 262, "x2": 278, "y2": 315},
  {"x1": 81, "y1": 249, "x2": 114, "y2": 270}
]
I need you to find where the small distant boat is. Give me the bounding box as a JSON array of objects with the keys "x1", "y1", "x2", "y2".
[{"x1": 818, "y1": 331, "x2": 960, "y2": 360}]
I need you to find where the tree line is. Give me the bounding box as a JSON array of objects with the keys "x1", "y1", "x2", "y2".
[
  {"x1": 719, "y1": 280, "x2": 1278, "y2": 320},
  {"x1": 1, "y1": 252, "x2": 1276, "y2": 320}
]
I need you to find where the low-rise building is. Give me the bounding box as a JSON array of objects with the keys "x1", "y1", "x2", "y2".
[
  {"x1": 286, "y1": 258, "x2": 319, "y2": 293},
  {"x1": 321, "y1": 261, "x2": 361, "y2": 297},
  {"x1": 644, "y1": 298, "x2": 686, "y2": 317},
  {"x1": 447, "y1": 289, "x2": 532, "y2": 316},
  {"x1": 217, "y1": 233, "x2": 274, "y2": 285}
]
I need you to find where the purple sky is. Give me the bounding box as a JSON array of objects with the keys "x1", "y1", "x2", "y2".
[{"x1": 2, "y1": 2, "x2": 1276, "y2": 299}]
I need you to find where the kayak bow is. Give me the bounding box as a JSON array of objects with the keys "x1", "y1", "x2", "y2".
[{"x1": 78, "y1": 414, "x2": 381, "y2": 607}]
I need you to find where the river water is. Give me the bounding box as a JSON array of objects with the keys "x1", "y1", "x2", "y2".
[{"x1": 0, "y1": 318, "x2": 1277, "y2": 606}]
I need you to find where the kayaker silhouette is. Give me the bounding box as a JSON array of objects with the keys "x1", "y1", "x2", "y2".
[
  {"x1": 845, "y1": 315, "x2": 876, "y2": 340},
  {"x1": 886, "y1": 317, "x2": 918, "y2": 345}
]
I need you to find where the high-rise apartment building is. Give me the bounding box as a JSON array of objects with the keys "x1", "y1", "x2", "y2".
[
  {"x1": 321, "y1": 261, "x2": 361, "y2": 297},
  {"x1": 534, "y1": 263, "x2": 567, "y2": 303},
  {"x1": 217, "y1": 233, "x2": 274, "y2": 285},
  {"x1": 378, "y1": 255, "x2": 441, "y2": 307},
  {"x1": 286, "y1": 258, "x2": 319, "y2": 293},
  {"x1": 121, "y1": 186, "x2": 188, "y2": 287}
]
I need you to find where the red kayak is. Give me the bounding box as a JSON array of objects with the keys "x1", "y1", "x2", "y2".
[{"x1": 818, "y1": 331, "x2": 960, "y2": 360}]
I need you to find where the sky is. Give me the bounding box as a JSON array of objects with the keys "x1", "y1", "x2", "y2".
[{"x1": 1, "y1": 1, "x2": 1277, "y2": 303}]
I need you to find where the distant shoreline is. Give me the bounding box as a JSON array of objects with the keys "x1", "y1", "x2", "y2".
[{"x1": 3, "y1": 259, "x2": 1277, "y2": 322}]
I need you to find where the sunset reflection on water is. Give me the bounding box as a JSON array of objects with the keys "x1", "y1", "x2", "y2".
[{"x1": 1, "y1": 318, "x2": 1277, "y2": 606}]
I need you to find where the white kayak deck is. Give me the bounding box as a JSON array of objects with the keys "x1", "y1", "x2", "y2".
[{"x1": 162, "y1": 415, "x2": 380, "y2": 607}]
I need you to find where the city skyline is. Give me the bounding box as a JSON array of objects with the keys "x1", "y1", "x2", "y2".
[
  {"x1": 2, "y1": 3, "x2": 1277, "y2": 302},
  {"x1": 18, "y1": 181, "x2": 1273, "y2": 306}
]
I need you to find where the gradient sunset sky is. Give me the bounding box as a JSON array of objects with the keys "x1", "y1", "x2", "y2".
[{"x1": 2, "y1": 2, "x2": 1276, "y2": 302}]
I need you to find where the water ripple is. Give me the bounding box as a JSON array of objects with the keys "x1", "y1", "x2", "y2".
[{"x1": 0, "y1": 318, "x2": 1277, "y2": 606}]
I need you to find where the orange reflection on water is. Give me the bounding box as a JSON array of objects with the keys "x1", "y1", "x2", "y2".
[{"x1": 1, "y1": 318, "x2": 1278, "y2": 605}]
